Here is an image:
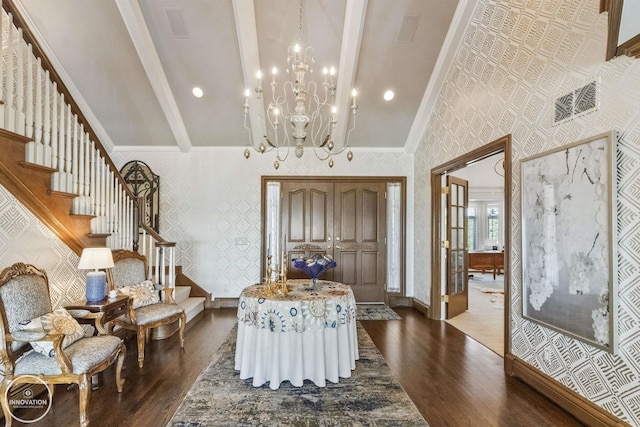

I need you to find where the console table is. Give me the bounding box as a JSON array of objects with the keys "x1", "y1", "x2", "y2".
[{"x1": 234, "y1": 279, "x2": 358, "y2": 390}]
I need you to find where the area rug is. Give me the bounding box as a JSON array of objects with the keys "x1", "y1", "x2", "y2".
[
  {"x1": 356, "y1": 304, "x2": 402, "y2": 320},
  {"x1": 168, "y1": 323, "x2": 427, "y2": 426}
]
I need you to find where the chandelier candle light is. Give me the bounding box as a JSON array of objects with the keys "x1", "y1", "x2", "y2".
[{"x1": 243, "y1": 0, "x2": 357, "y2": 169}]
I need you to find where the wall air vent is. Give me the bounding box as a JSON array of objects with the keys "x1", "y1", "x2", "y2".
[{"x1": 554, "y1": 79, "x2": 599, "y2": 125}]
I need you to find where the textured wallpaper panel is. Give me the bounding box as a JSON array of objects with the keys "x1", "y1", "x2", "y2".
[
  {"x1": 110, "y1": 149, "x2": 414, "y2": 299},
  {"x1": 414, "y1": 0, "x2": 640, "y2": 423},
  {"x1": 0, "y1": 185, "x2": 86, "y2": 308}
]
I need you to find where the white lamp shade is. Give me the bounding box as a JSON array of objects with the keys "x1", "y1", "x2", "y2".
[{"x1": 78, "y1": 248, "x2": 114, "y2": 270}]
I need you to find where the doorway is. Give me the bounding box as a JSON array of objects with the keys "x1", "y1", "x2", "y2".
[
  {"x1": 262, "y1": 176, "x2": 407, "y2": 303},
  {"x1": 430, "y1": 135, "x2": 512, "y2": 356}
]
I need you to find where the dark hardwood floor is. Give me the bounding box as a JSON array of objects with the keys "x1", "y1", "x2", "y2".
[{"x1": 14, "y1": 307, "x2": 584, "y2": 427}]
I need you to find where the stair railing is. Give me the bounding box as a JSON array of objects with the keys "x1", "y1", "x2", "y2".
[{"x1": 0, "y1": 2, "x2": 177, "y2": 282}]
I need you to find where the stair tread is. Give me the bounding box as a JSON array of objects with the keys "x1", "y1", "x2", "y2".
[{"x1": 179, "y1": 296, "x2": 206, "y2": 306}]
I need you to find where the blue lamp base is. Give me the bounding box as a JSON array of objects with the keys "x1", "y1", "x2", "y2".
[{"x1": 86, "y1": 272, "x2": 107, "y2": 302}]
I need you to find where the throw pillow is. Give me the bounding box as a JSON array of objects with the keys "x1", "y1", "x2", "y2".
[
  {"x1": 119, "y1": 280, "x2": 159, "y2": 309},
  {"x1": 19, "y1": 308, "x2": 86, "y2": 357}
]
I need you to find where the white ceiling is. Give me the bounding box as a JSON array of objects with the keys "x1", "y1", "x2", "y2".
[{"x1": 15, "y1": 0, "x2": 474, "y2": 153}]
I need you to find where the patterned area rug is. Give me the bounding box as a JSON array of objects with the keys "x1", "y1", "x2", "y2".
[
  {"x1": 356, "y1": 304, "x2": 402, "y2": 320},
  {"x1": 168, "y1": 323, "x2": 427, "y2": 426}
]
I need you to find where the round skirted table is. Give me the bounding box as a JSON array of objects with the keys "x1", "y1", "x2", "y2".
[{"x1": 234, "y1": 279, "x2": 359, "y2": 390}]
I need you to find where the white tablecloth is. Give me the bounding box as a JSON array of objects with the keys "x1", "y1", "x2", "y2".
[{"x1": 234, "y1": 279, "x2": 359, "y2": 390}]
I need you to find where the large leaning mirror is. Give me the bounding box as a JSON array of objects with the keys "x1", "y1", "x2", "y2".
[{"x1": 602, "y1": 0, "x2": 640, "y2": 60}]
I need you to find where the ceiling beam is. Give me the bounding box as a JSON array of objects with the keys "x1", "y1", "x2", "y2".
[
  {"x1": 332, "y1": 0, "x2": 368, "y2": 152},
  {"x1": 115, "y1": 0, "x2": 192, "y2": 152},
  {"x1": 233, "y1": 0, "x2": 267, "y2": 151}
]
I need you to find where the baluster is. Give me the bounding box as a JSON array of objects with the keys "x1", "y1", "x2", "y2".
[
  {"x1": 169, "y1": 245, "x2": 175, "y2": 290},
  {"x1": 100, "y1": 159, "x2": 107, "y2": 233},
  {"x1": 78, "y1": 125, "x2": 85, "y2": 212},
  {"x1": 83, "y1": 135, "x2": 92, "y2": 214},
  {"x1": 54, "y1": 93, "x2": 65, "y2": 191},
  {"x1": 89, "y1": 141, "x2": 96, "y2": 216},
  {"x1": 15, "y1": 28, "x2": 25, "y2": 135},
  {"x1": 24, "y1": 46, "x2": 35, "y2": 163},
  {"x1": 50, "y1": 82, "x2": 58, "y2": 171},
  {"x1": 107, "y1": 170, "x2": 113, "y2": 234},
  {"x1": 71, "y1": 116, "x2": 79, "y2": 196},
  {"x1": 5, "y1": 13, "x2": 15, "y2": 132},
  {"x1": 129, "y1": 197, "x2": 135, "y2": 251},
  {"x1": 95, "y1": 158, "x2": 103, "y2": 233},
  {"x1": 90, "y1": 151, "x2": 99, "y2": 234},
  {"x1": 33, "y1": 61, "x2": 43, "y2": 162},
  {"x1": 25, "y1": 44, "x2": 34, "y2": 139},
  {"x1": 42, "y1": 70, "x2": 51, "y2": 167},
  {"x1": 64, "y1": 106, "x2": 72, "y2": 192},
  {"x1": 0, "y1": 9, "x2": 5, "y2": 129},
  {"x1": 113, "y1": 183, "x2": 120, "y2": 246}
]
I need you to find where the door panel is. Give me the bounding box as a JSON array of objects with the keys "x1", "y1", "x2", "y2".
[
  {"x1": 334, "y1": 182, "x2": 386, "y2": 302},
  {"x1": 282, "y1": 180, "x2": 387, "y2": 302},
  {"x1": 310, "y1": 190, "x2": 329, "y2": 242},
  {"x1": 446, "y1": 175, "x2": 469, "y2": 319},
  {"x1": 288, "y1": 190, "x2": 306, "y2": 242},
  {"x1": 283, "y1": 182, "x2": 333, "y2": 280}
]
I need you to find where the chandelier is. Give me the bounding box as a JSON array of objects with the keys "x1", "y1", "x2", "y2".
[{"x1": 242, "y1": 0, "x2": 357, "y2": 169}]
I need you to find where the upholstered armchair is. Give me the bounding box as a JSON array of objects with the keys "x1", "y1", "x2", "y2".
[
  {"x1": 110, "y1": 250, "x2": 186, "y2": 368},
  {"x1": 0, "y1": 262, "x2": 125, "y2": 427}
]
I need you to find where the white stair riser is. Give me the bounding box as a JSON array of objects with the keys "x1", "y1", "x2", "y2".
[{"x1": 180, "y1": 296, "x2": 206, "y2": 323}]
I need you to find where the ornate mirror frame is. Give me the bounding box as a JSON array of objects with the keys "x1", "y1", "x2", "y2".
[
  {"x1": 119, "y1": 160, "x2": 160, "y2": 233},
  {"x1": 602, "y1": 0, "x2": 640, "y2": 60}
]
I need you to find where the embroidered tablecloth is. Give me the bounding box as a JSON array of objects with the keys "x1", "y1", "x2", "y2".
[{"x1": 234, "y1": 279, "x2": 359, "y2": 389}]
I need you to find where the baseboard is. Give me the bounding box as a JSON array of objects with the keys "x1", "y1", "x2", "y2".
[
  {"x1": 411, "y1": 298, "x2": 430, "y2": 317},
  {"x1": 388, "y1": 295, "x2": 412, "y2": 307},
  {"x1": 211, "y1": 297, "x2": 239, "y2": 309},
  {"x1": 505, "y1": 354, "x2": 632, "y2": 427}
]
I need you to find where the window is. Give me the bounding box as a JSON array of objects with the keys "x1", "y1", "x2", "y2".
[
  {"x1": 467, "y1": 206, "x2": 477, "y2": 251},
  {"x1": 487, "y1": 205, "x2": 500, "y2": 242}
]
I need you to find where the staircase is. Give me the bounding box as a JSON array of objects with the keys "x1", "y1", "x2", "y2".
[{"x1": 0, "y1": 3, "x2": 211, "y2": 335}]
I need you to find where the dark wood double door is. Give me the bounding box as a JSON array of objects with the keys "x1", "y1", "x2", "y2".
[{"x1": 282, "y1": 180, "x2": 386, "y2": 302}]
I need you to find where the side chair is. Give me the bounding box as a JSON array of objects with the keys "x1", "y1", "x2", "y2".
[
  {"x1": 110, "y1": 249, "x2": 186, "y2": 368},
  {"x1": 0, "y1": 262, "x2": 125, "y2": 427}
]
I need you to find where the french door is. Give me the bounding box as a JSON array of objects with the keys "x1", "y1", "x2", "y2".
[{"x1": 446, "y1": 175, "x2": 469, "y2": 318}]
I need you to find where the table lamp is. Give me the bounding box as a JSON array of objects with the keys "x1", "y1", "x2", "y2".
[{"x1": 78, "y1": 248, "x2": 114, "y2": 302}]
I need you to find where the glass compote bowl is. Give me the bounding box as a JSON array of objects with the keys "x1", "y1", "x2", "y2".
[{"x1": 291, "y1": 254, "x2": 337, "y2": 288}]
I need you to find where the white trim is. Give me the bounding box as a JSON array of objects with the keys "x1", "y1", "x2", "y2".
[{"x1": 404, "y1": 0, "x2": 477, "y2": 154}]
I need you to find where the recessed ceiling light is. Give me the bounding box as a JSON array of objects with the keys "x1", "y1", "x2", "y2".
[
  {"x1": 383, "y1": 90, "x2": 395, "y2": 101},
  {"x1": 192, "y1": 87, "x2": 204, "y2": 98}
]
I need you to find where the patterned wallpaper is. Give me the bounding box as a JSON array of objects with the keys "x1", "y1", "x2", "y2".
[
  {"x1": 0, "y1": 185, "x2": 86, "y2": 308},
  {"x1": 109, "y1": 149, "x2": 414, "y2": 300},
  {"x1": 414, "y1": 0, "x2": 640, "y2": 423},
  {"x1": 2, "y1": 0, "x2": 637, "y2": 422}
]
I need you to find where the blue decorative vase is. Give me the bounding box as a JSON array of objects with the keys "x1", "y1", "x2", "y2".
[{"x1": 85, "y1": 272, "x2": 107, "y2": 302}]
